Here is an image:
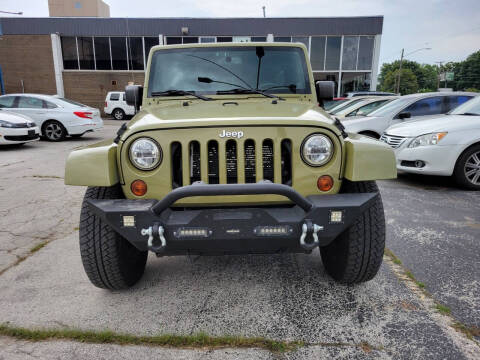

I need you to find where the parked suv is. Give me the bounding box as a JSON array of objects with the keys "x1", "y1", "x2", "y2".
[
  {"x1": 104, "y1": 91, "x2": 135, "y2": 120},
  {"x1": 342, "y1": 92, "x2": 477, "y2": 139},
  {"x1": 65, "y1": 42, "x2": 396, "y2": 290}
]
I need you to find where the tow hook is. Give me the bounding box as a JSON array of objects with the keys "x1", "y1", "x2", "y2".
[
  {"x1": 141, "y1": 223, "x2": 166, "y2": 253},
  {"x1": 299, "y1": 219, "x2": 323, "y2": 250}
]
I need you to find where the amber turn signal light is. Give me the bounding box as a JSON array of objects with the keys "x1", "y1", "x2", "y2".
[
  {"x1": 317, "y1": 175, "x2": 333, "y2": 192},
  {"x1": 131, "y1": 180, "x2": 147, "y2": 196}
]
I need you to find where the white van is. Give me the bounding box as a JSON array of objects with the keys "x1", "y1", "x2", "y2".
[{"x1": 104, "y1": 92, "x2": 135, "y2": 120}]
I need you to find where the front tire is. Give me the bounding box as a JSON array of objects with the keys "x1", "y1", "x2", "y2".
[
  {"x1": 79, "y1": 185, "x2": 148, "y2": 290},
  {"x1": 320, "y1": 180, "x2": 385, "y2": 284},
  {"x1": 43, "y1": 120, "x2": 67, "y2": 141},
  {"x1": 454, "y1": 144, "x2": 480, "y2": 190}
]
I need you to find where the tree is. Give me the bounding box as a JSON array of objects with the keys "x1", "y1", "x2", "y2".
[
  {"x1": 381, "y1": 68, "x2": 418, "y2": 95},
  {"x1": 455, "y1": 50, "x2": 480, "y2": 91},
  {"x1": 378, "y1": 60, "x2": 437, "y2": 92}
]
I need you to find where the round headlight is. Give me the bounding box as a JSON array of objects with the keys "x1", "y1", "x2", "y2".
[
  {"x1": 301, "y1": 134, "x2": 333, "y2": 166},
  {"x1": 129, "y1": 137, "x2": 162, "y2": 170}
]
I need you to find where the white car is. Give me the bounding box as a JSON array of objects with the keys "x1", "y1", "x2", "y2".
[
  {"x1": 104, "y1": 91, "x2": 135, "y2": 120},
  {"x1": 0, "y1": 94, "x2": 103, "y2": 141},
  {"x1": 331, "y1": 97, "x2": 398, "y2": 118},
  {"x1": 326, "y1": 96, "x2": 373, "y2": 114},
  {"x1": 381, "y1": 96, "x2": 480, "y2": 190},
  {"x1": 342, "y1": 92, "x2": 478, "y2": 139},
  {"x1": 0, "y1": 111, "x2": 40, "y2": 145}
]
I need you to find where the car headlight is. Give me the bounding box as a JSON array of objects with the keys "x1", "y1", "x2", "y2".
[
  {"x1": 0, "y1": 120, "x2": 14, "y2": 128},
  {"x1": 408, "y1": 132, "x2": 447, "y2": 148},
  {"x1": 301, "y1": 134, "x2": 333, "y2": 166},
  {"x1": 129, "y1": 137, "x2": 162, "y2": 170}
]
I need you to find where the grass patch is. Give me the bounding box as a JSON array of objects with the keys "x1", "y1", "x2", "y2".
[
  {"x1": 30, "y1": 241, "x2": 48, "y2": 254},
  {"x1": 452, "y1": 322, "x2": 480, "y2": 340},
  {"x1": 0, "y1": 324, "x2": 303, "y2": 352},
  {"x1": 384, "y1": 248, "x2": 402, "y2": 265},
  {"x1": 435, "y1": 303, "x2": 452, "y2": 315}
]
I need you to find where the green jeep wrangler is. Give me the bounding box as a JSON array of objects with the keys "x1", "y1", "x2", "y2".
[{"x1": 65, "y1": 42, "x2": 396, "y2": 290}]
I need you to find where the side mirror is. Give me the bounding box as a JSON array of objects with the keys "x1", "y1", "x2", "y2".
[
  {"x1": 315, "y1": 81, "x2": 335, "y2": 107},
  {"x1": 125, "y1": 85, "x2": 143, "y2": 111},
  {"x1": 398, "y1": 112, "x2": 411, "y2": 120}
]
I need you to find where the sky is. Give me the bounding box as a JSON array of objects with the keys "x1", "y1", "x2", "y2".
[{"x1": 1, "y1": 0, "x2": 480, "y2": 68}]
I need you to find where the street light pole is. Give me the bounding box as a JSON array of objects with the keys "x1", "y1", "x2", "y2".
[
  {"x1": 395, "y1": 47, "x2": 431, "y2": 94},
  {"x1": 395, "y1": 48, "x2": 404, "y2": 94}
]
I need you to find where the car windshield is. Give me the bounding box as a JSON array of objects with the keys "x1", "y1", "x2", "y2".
[
  {"x1": 323, "y1": 99, "x2": 348, "y2": 111},
  {"x1": 449, "y1": 96, "x2": 480, "y2": 116},
  {"x1": 334, "y1": 99, "x2": 371, "y2": 115},
  {"x1": 148, "y1": 46, "x2": 311, "y2": 96},
  {"x1": 330, "y1": 98, "x2": 365, "y2": 114},
  {"x1": 367, "y1": 97, "x2": 413, "y2": 117}
]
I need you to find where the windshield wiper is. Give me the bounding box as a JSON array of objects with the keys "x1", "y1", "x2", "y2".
[
  {"x1": 151, "y1": 89, "x2": 212, "y2": 101},
  {"x1": 457, "y1": 112, "x2": 479, "y2": 116},
  {"x1": 260, "y1": 84, "x2": 297, "y2": 93},
  {"x1": 198, "y1": 77, "x2": 284, "y2": 100}
]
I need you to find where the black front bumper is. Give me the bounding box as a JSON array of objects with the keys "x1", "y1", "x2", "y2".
[{"x1": 87, "y1": 183, "x2": 378, "y2": 255}]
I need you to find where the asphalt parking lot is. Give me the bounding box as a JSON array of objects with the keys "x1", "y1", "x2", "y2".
[{"x1": 0, "y1": 121, "x2": 478, "y2": 359}]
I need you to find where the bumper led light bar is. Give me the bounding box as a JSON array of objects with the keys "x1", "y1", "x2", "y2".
[
  {"x1": 174, "y1": 227, "x2": 211, "y2": 238},
  {"x1": 254, "y1": 225, "x2": 293, "y2": 236}
]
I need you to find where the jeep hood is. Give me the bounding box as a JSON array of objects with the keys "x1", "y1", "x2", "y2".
[{"x1": 122, "y1": 100, "x2": 339, "y2": 137}]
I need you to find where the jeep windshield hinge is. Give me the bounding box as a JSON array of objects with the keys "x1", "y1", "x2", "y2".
[{"x1": 334, "y1": 117, "x2": 348, "y2": 139}]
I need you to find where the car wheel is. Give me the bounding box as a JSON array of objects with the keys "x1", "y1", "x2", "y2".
[
  {"x1": 43, "y1": 120, "x2": 67, "y2": 142},
  {"x1": 320, "y1": 180, "x2": 385, "y2": 284},
  {"x1": 454, "y1": 144, "x2": 480, "y2": 190},
  {"x1": 113, "y1": 108, "x2": 125, "y2": 120},
  {"x1": 79, "y1": 185, "x2": 148, "y2": 290}
]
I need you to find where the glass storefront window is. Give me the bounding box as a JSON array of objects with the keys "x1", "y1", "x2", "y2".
[
  {"x1": 251, "y1": 36, "x2": 266, "y2": 42},
  {"x1": 310, "y1": 36, "x2": 326, "y2": 71},
  {"x1": 217, "y1": 37, "x2": 233, "y2": 42},
  {"x1": 144, "y1": 37, "x2": 159, "y2": 61},
  {"x1": 182, "y1": 37, "x2": 199, "y2": 44},
  {"x1": 165, "y1": 37, "x2": 182, "y2": 45},
  {"x1": 340, "y1": 72, "x2": 371, "y2": 96},
  {"x1": 127, "y1": 37, "x2": 144, "y2": 70},
  {"x1": 341, "y1": 36, "x2": 359, "y2": 70},
  {"x1": 274, "y1": 37, "x2": 291, "y2": 42},
  {"x1": 110, "y1": 37, "x2": 128, "y2": 70},
  {"x1": 94, "y1": 37, "x2": 111, "y2": 70},
  {"x1": 325, "y1": 37, "x2": 341, "y2": 70},
  {"x1": 61, "y1": 37, "x2": 78, "y2": 70},
  {"x1": 292, "y1": 36, "x2": 309, "y2": 52},
  {"x1": 357, "y1": 36, "x2": 374, "y2": 70},
  {"x1": 77, "y1": 37, "x2": 94, "y2": 70}
]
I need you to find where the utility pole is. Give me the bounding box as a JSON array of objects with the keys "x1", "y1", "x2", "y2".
[
  {"x1": 435, "y1": 61, "x2": 444, "y2": 90},
  {"x1": 395, "y1": 48, "x2": 404, "y2": 94},
  {"x1": 262, "y1": 6, "x2": 266, "y2": 18}
]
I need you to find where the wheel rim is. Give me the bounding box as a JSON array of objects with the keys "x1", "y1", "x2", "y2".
[
  {"x1": 464, "y1": 151, "x2": 480, "y2": 185},
  {"x1": 45, "y1": 123, "x2": 63, "y2": 140},
  {"x1": 114, "y1": 110, "x2": 123, "y2": 119}
]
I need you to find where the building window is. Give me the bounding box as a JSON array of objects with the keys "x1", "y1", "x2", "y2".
[
  {"x1": 292, "y1": 36, "x2": 309, "y2": 52},
  {"x1": 341, "y1": 36, "x2": 359, "y2": 71},
  {"x1": 94, "y1": 37, "x2": 111, "y2": 70},
  {"x1": 127, "y1": 37, "x2": 144, "y2": 70},
  {"x1": 325, "y1": 36, "x2": 341, "y2": 70},
  {"x1": 274, "y1": 37, "x2": 291, "y2": 42},
  {"x1": 310, "y1": 36, "x2": 326, "y2": 71},
  {"x1": 200, "y1": 37, "x2": 216, "y2": 43},
  {"x1": 165, "y1": 37, "x2": 182, "y2": 45},
  {"x1": 182, "y1": 37, "x2": 199, "y2": 44},
  {"x1": 61, "y1": 36, "x2": 78, "y2": 70},
  {"x1": 110, "y1": 37, "x2": 128, "y2": 70},
  {"x1": 77, "y1": 37, "x2": 94, "y2": 70},
  {"x1": 357, "y1": 36, "x2": 374, "y2": 70},
  {"x1": 251, "y1": 36, "x2": 266, "y2": 42},
  {"x1": 144, "y1": 37, "x2": 159, "y2": 62}
]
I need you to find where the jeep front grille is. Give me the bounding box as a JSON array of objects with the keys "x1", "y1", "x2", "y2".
[{"x1": 171, "y1": 138, "x2": 292, "y2": 188}]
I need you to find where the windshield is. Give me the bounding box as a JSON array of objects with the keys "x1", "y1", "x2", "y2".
[
  {"x1": 368, "y1": 97, "x2": 413, "y2": 117},
  {"x1": 449, "y1": 96, "x2": 480, "y2": 115},
  {"x1": 148, "y1": 46, "x2": 311, "y2": 96},
  {"x1": 323, "y1": 99, "x2": 348, "y2": 111},
  {"x1": 330, "y1": 98, "x2": 365, "y2": 114},
  {"x1": 334, "y1": 99, "x2": 371, "y2": 115}
]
